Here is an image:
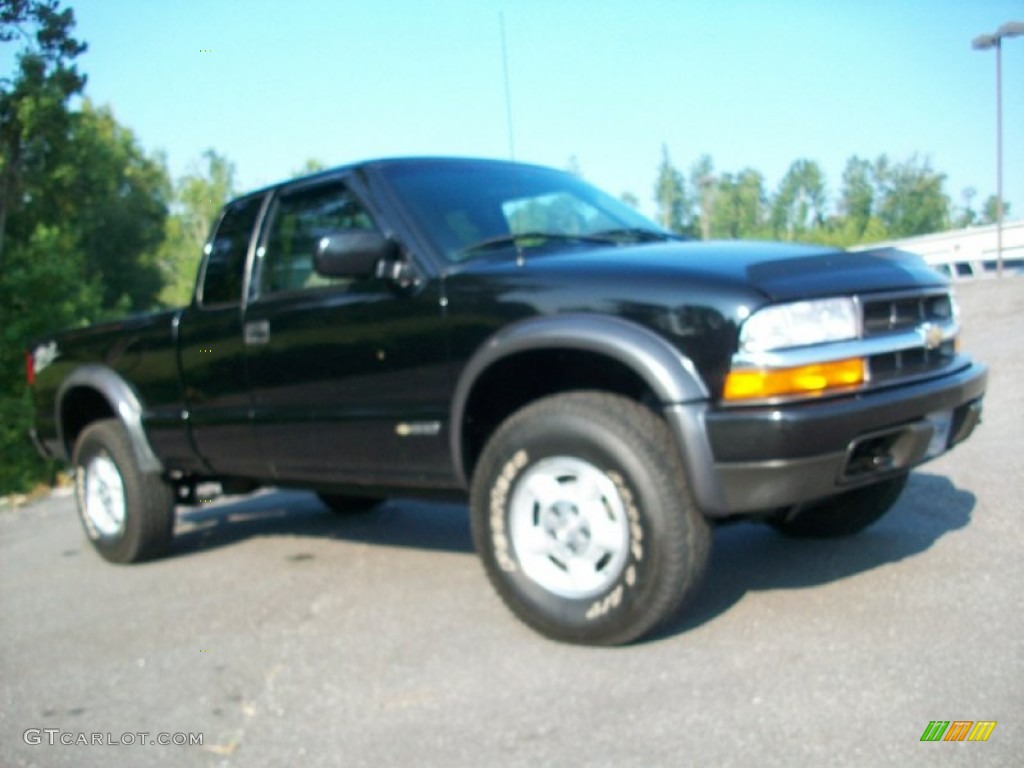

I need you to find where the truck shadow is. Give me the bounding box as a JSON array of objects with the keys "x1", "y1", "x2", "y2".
[
  {"x1": 171, "y1": 471, "x2": 973, "y2": 641},
  {"x1": 654, "y1": 471, "x2": 976, "y2": 641},
  {"x1": 172, "y1": 490, "x2": 475, "y2": 557}
]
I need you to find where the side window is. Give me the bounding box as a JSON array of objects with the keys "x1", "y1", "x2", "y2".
[
  {"x1": 200, "y1": 196, "x2": 263, "y2": 306},
  {"x1": 259, "y1": 183, "x2": 376, "y2": 295}
]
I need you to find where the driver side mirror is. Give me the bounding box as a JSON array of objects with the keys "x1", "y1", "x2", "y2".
[{"x1": 314, "y1": 230, "x2": 398, "y2": 278}]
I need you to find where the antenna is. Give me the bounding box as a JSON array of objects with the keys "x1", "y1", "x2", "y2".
[{"x1": 500, "y1": 12, "x2": 515, "y2": 159}]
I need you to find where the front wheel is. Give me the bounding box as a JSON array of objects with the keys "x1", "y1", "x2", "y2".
[
  {"x1": 72, "y1": 419, "x2": 175, "y2": 563},
  {"x1": 470, "y1": 392, "x2": 711, "y2": 646},
  {"x1": 769, "y1": 474, "x2": 909, "y2": 538}
]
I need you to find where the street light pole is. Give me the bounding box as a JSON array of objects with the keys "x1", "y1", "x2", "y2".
[{"x1": 973, "y1": 21, "x2": 1024, "y2": 278}]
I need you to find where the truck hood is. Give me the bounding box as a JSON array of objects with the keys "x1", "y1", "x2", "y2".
[{"x1": 455, "y1": 240, "x2": 947, "y2": 302}]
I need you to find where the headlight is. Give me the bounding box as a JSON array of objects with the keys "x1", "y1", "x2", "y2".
[
  {"x1": 726, "y1": 297, "x2": 865, "y2": 402},
  {"x1": 739, "y1": 297, "x2": 859, "y2": 352}
]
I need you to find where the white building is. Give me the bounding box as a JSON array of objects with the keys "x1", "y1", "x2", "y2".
[{"x1": 850, "y1": 219, "x2": 1024, "y2": 280}]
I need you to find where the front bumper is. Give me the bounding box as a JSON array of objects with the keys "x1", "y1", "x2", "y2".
[{"x1": 666, "y1": 361, "x2": 988, "y2": 517}]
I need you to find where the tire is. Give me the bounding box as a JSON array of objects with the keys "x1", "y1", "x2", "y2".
[
  {"x1": 769, "y1": 474, "x2": 909, "y2": 539},
  {"x1": 470, "y1": 392, "x2": 711, "y2": 646},
  {"x1": 72, "y1": 419, "x2": 175, "y2": 563},
  {"x1": 316, "y1": 493, "x2": 383, "y2": 515}
]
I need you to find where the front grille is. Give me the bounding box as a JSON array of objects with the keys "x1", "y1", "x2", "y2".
[
  {"x1": 861, "y1": 291, "x2": 957, "y2": 384},
  {"x1": 861, "y1": 293, "x2": 954, "y2": 336},
  {"x1": 869, "y1": 341, "x2": 956, "y2": 383}
]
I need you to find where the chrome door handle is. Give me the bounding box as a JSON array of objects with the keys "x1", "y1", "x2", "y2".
[{"x1": 244, "y1": 320, "x2": 270, "y2": 346}]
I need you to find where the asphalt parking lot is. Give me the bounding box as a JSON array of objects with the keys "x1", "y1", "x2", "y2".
[{"x1": 1, "y1": 278, "x2": 1021, "y2": 768}]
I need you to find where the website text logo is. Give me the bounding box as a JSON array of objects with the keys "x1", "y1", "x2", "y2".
[{"x1": 920, "y1": 721, "x2": 996, "y2": 742}]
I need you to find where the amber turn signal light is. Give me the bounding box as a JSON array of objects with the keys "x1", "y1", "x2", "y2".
[{"x1": 723, "y1": 357, "x2": 866, "y2": 401}]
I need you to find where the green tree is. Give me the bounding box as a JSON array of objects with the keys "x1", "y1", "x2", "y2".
[
  {"x1": 953, "y1": 187, "x2": 979, "y2": 229},
  {"x1": 771, "y1": 159, "x2": 826, "y2": 240},
  {"x1": 980, "y1": 194, "x2": 1011, "y2": 225},
  {"x1": 291, "y1": 157, "x2": 326, "y2": 178},
  {"x1": 689, "y1": 154, "x2": 715, "y2": 240},
  {"x1": 811, "y1": 155, "x2": 892, "y2": 247},
  {"x1": 57, "y1": 101, "x2": 169, "y2": 311},
  {"x1": 1, "y1": 3, "x2": 173, "y2": 493},
  {"x1": 158, "y1": 150, "x2": 235, "y2": 306},
  {"x1": 837, "y1": 155, "x2": 876, "y2": 240},
  {"x1": 0, "y1": 225, "x2": 103, "y2": 489},
  {"x1": 653, "y1": 144, "x2": 692, "y2": 235},
  {"x1": 710, "y1": 169, "x2": 767, "y2": 239},
  {"x1": 0, "y1": 0, "x2": 92, "y2": 493},
  {"x1": 873, "y1": 154, "x2": 949, "y2": 238},
  {"x1": 0, "y1": 0, "x2": 87, "y2": 259}
]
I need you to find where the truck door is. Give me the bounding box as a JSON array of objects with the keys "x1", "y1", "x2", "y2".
[
  {"x1": 177, "y1": 193, "x2": 271, "y2": 477},
  {"x1": 242, "y1": 179, "x2": 451, "y2": 487}
]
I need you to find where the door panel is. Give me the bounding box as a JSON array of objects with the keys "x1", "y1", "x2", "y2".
[
  {"x1": 178, "y1": 306, "x2": 266, "y2": 475},
  {"x1": 243, "y1": 181, "x2": 453, "y2": 487},
  {"x1": 177, "y1": 194, "x2": 269, "y2": 477},
  {"x1": 245, "y1": 285, "x2": 452, "y2": 485}
]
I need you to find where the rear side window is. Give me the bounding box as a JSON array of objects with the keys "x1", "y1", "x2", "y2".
[{"x1": 200, "y1": 196, "x2": 263, "y2": 305}]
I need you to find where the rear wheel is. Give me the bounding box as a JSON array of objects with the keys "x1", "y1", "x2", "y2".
[
  {"x1": 72, "y1": 419, "x2": 175, "y2": 563},
  {"x1": 769, "y1": 474, "x2": 909, "y2": 538},
  {"x1": 470, "y1": 392, "x2": 711, "y2": 646}
]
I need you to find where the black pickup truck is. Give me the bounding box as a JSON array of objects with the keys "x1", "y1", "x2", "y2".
[{"x1": 27, "y1": 157, "x2": 987, "y2": 645}]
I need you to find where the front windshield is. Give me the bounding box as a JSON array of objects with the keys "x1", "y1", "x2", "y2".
[{"x1": 379, "y1": 161, "x2": 669, "y2": 263}]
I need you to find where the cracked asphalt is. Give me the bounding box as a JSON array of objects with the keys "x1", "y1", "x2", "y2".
[{"x1": 2, "y1": 278, "x2": 1022, "y2": 767}]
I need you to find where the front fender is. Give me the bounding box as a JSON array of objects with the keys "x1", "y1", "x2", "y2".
[
  {"x1": 449, "y1": 313, "x2": 709, "y2": 486},
  {"x1": 56, "y1": 364, "x2": 163, "y2": 473}
]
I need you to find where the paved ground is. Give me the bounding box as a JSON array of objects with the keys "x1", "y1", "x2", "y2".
[{"x1": 2, "y1": 278, "x2": 1021, "y2": 768}]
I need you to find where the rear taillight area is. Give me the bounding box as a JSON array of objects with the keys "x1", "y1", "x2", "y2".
[{"x1": 25, "y1": 350, "x2": 35, "y2": 386}]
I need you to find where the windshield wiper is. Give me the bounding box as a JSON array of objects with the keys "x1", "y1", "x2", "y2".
[
  {"x1": 590, "y1": 227, "x2": 683, "y2": 243},
  {"x1": 458, "y1": 231, "x2": 617, "y2": 259}
]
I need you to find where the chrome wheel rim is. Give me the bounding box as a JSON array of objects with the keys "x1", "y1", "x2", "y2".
[
  {"x1": 83, "y1": 454, "x2": 126, "y2": 538},
  {"x1": 508, "y1": 456, "x2": 630, "y2": 599}
]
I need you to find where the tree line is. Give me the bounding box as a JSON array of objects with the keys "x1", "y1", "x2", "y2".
[
  {"x1": 646, "y1": 145, "x2": 1006, "y2": 246},
  {"x1": 0, "y1": 1, "x2": 1010, "y2": 495}
]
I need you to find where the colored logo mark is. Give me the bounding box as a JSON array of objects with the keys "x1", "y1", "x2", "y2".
[{"x1": 920, "y1": 720, "x2": 997, "y2": 742}]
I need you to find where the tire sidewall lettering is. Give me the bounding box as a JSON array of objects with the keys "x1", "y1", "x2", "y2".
[
  {"x1": 487, "y1": 439, "x2": 655, "y2": 627},
  {"x1": 471, "y1": 392, "x2": 709, "y2": 645},
  {"x1": 489, "y1": 449, "x2": 528, "y2": 573}
]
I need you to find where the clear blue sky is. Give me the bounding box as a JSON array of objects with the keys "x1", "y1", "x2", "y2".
[{"x1": 17, "y1": 0, "x2": 1024, "y2": 219}]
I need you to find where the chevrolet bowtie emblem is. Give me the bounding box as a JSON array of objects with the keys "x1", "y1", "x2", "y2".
[{"x1": 919, "y1": 322, "x2": 944, "y2": 350}]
